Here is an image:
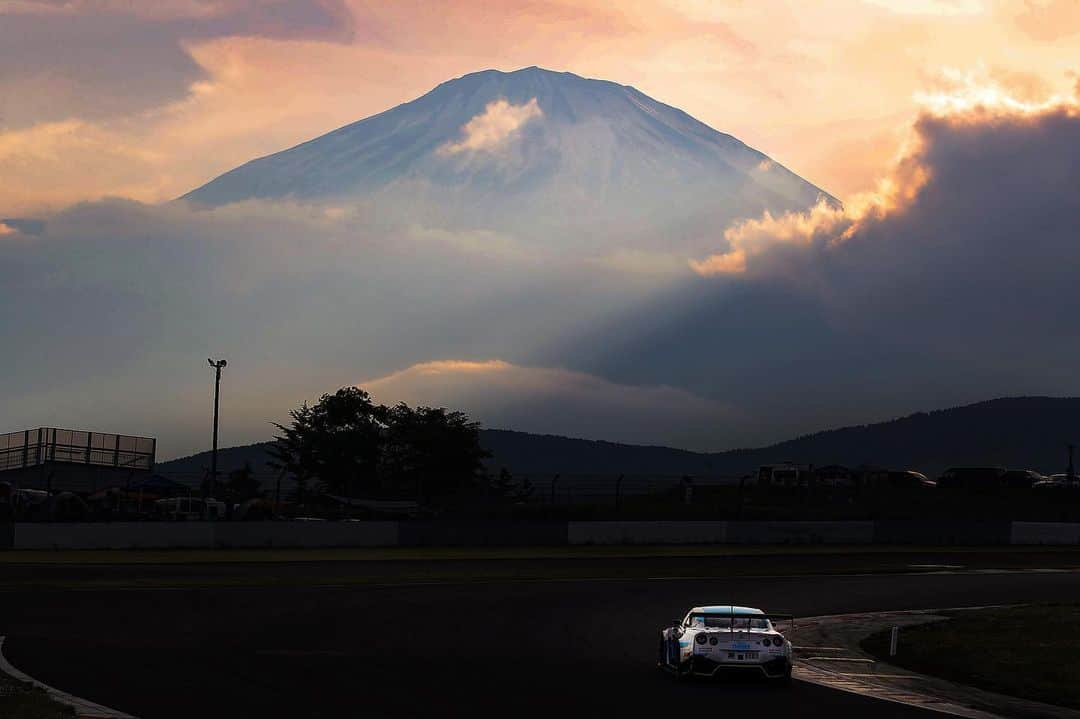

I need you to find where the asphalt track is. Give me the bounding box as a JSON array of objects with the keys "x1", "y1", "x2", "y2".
[{"x1": 2, "y1": 550, "x2": 1079, "y2": 719}]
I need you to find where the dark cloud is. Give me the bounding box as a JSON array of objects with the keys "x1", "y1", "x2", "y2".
[
  {"x1": 0, "y1": 1, "x2": 354, "y2": 129},
  {"x1": 555, "y1": 101, "x2": 1080, "y2": 439}
]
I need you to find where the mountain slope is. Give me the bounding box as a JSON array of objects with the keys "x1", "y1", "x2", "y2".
[
  {"x1": 157, "y1": 397, "x2": 1080, "y2": 480},
  {"x1": 181, "y1": 67, "x2": 833, "y2": 253}
]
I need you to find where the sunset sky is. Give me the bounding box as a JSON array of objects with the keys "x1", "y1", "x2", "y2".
[
  {"x1": 3, "y1": 0, "x2": 1080, "y2": 459},
  {"x1": 3, "y1": 0, "x2": 1079, "y2": 214}
]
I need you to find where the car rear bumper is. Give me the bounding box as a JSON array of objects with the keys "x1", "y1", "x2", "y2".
[{"x1": 690, "y1": 655, "x2": 791, "y2": 679}]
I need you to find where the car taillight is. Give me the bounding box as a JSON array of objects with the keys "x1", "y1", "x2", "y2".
[
  {"x1": 761, "y1": 638, "x2": 772, "y2": 647},
  {"x1": 695, "y1": 634, "x2": 708, "y2": 645},
  {"x1": 709, "y1": 636, "x2": 718, "y2": 646},
  {"x1": 774, "y1": 635, "x2": 784, "y2": 646}
]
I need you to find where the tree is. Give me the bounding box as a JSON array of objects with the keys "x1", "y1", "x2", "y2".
[
  {"x1": 269, "y1": 387, "x2": 384, "y2": 499},
  {"x1": 270, "y1": 388, "x2": 489, "y2": 504},
  {"x1": 380, "y1": 404, "x2": 489, "y2": 502},
  {"x1": 488, "y1": 467, "x2": 533, "y2": 502},
  {"x1": 227, "y1": 463, "x2": 263, "y2": 502}
]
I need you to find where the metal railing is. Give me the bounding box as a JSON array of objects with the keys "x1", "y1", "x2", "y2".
[{"x1": 0, "y1": 427, "x2": 156, "y2": 473}]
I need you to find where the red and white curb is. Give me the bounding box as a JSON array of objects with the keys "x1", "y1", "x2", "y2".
[{"x1": 0, "y1": 636, "x2": 136, "y2": 718}]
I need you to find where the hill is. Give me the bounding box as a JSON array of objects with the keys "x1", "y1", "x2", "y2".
[{"x1": 157, "y1": 396, "x2": 1080, "y2": 480}]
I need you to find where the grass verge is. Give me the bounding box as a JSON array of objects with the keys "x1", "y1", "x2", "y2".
[
  {"x1": 0, "y1": 676, "x2": 74, "y2": 719},
  {"x1": 862, "y1": 604, "x2": 1080, "y2": 709}
]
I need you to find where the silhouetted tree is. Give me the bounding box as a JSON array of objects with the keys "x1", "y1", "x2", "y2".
[
  {"x1": 270, "y1": 387, "x2": 384, "y2": 498},
  {"x1": 270, "y1": 388, "x2": 488, "y2": 504},
  {"x1": 227, "y1": 463, "x2": 264, "y2": 502},
  {"x1": 380, "y1": 403, "x2": 489, "y2": 502},
  {"x1": 488, "y1": 467, "x2": 533, "y2": 502}
]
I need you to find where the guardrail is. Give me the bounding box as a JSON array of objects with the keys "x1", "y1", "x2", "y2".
[{"x1": 0, "y1": 428, "x2": 155, "y2": 473}]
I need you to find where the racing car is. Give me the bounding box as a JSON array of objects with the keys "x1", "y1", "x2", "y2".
[{"x1": 658, "y1": 605, "x2": 793, "y2": 683}]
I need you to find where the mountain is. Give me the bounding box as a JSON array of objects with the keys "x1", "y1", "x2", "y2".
[
  {"x1": 181, "y1": 67, "x2": 834, "y2": 254},
  {"x1": 156, "y1": 397, "x2": 1080, "y2": 481}
]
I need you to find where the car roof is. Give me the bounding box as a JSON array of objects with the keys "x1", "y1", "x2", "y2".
[{"x1": 688, "y1": 605, "x2": 765, "y2": 615}]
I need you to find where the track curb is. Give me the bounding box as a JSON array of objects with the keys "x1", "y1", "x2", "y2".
[{"x1": 0, "y1": 636, "x2": 137, "y2": 718}]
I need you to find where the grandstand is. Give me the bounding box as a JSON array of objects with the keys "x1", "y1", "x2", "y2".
[{"x1": 0, "y1": 427, "x2": 155, "y2": 493}]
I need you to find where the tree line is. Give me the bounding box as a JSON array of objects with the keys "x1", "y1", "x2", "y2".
[{"x1": 268, "y1": 387, "x2": 525, "y2": 504}]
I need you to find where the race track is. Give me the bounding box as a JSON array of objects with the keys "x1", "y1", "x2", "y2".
[{"x1": 2, "y1": 550, "x2": 1079, "y2": 718}]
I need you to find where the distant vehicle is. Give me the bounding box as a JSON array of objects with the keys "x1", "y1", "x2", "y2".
[
  {"x1": 999, "y1": 469, "x2": 1045, "y2": 489},
  {"x1": 757, "y1": 464, "x2": 812, "y2": 488},
  {"x1": 815, "y1": 465, "x2": 856, "y2": 488},
  {"x1": 658, "y1": 605, "x2": 793, "y2": 683},
  {"x1": 154, "y1": 497, "x2": 226, "y2": 520},
  {"x1": 937, "y1": 467, "x2": 1005, "y2": 490},
  {"x1": 884, "y1": 470, "x2": 936, "y2": 489},
  {"x1": 1033, "y1": 474, "x2": 1078, "y2": 491}
]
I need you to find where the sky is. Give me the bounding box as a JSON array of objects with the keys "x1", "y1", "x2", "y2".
[
  {"x1": 3, "y1": 0, "x2": 1079, "y2": 213},
  {"x1": 3, "y1": 0, "x2": 1080, "y2": 460}
]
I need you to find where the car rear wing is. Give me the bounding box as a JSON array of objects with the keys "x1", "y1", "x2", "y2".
[{"x1": 687, "y1": 611, "x2": 797, "y2": 634}]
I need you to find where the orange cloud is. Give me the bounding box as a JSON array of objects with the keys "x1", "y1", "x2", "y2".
[
  {"x1": 438, "y1": 97, "x2": 543, "y2": 156},
  {"x1": 691, "y1": 77, "x2": 1078, "y2": 277},
  {"x1": 361, "y1": 358, "x2": 733, "y2": 448}
]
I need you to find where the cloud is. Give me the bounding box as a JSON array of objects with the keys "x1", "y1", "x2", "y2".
[
  {"x1": 0, "y1": 196, "x2": 680, "y2": 457},
  {"x1": 0, "y1": 221, "x2": 15, "y2": 236},
  {"x1": 563, "y1": 77, "x2": 1080, "y2": 445},
  {"x1": 438, "y1": 98, "x2": 543, "y2": 156},
  {"x1": 0, "y1": 0, "x2": 353, "y2": 130},
  {"x1": 861, "y1": 0, "x2": 984, "y2": 16},
  {"x1": 363, "y1": 359, "x2": 735, "y2": 450},
  {"x1": 691, "y1": 73, "x2": 1076, "y2": 277},
  {"x1": 1013, "y1": 0, "x2": 1080, "y2": 41}
]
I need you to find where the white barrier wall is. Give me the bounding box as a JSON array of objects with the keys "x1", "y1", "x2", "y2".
[
  {"x1": 1011, "y1": 521, "x2": 1080, "y2": 545},
  {"x1": 13, "y1": 522, "x2": 214, "y2": 549},
  {"x1": 725, "y1": 521, "x2": 875, "y2": 545},
  {"x1": 213, "y1": 522, "x2": 398, "y2": 548},
  {"x1": 566, "y1": 521, "x2": 875, "y2": 545},
  {"x1": 11, "y1": 522, "x2": 399, "y2": 549},
  {"x1": 568, "y1": 521, "x2": 728, "y2": 545},
  {"x1": 8, "y1": 520, "x2": 1080, "y2": 549}
]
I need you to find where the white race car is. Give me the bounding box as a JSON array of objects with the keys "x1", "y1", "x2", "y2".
[{"x1": 658, "y1": 605, "x2": 793, "y2": 683}]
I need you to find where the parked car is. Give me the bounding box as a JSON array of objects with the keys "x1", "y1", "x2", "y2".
[
  {"x1": 756, "y1": 463, "x2": 813, "y2": 488},
  {"x1": 814, "y1": 465, "x2": 857, "y2": 489},
  {"x1": 999, "y1": 469, "x2": 1045, "y2": 489},
  {"x1": 1033, "y1": 473, "x2": 1078, "y2": 491},
  {"x1": 885, "y1": 470, "x2": 936, "y2": 489},
  {"x1": 154, "y1": 497, "x2": 226, "y2": 520},
  {"x1": 937, "y1": 467, "x2": 1005, "y2": 490}
]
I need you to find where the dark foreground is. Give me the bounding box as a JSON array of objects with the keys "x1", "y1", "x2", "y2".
[
  {"x1": 865, "y1": 604, "x2": 1080, "y2": 709},
  {"x1": 2, "y1": 548, "x2": 1079, "y2": 719}
]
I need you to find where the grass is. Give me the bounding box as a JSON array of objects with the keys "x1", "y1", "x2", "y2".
[
  {"x1": 862, "y1": 604, "x2": 1080, "y2": 709},
  {"x1": 0, "y1": 676, "x2": 74, "y2": 719}
]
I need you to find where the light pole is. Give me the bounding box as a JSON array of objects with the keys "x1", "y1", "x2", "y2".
[{"x1": 207, "y1": 358, "x2": 227, "y2": 509}]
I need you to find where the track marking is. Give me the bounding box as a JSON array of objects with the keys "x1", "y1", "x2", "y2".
[
  {"x1": 0, "y1": 636, "x2": 137, "y2": 719},
  {"x1": 795, "y1": 662, "x2": 1000, "y2": 718},
  {"x1": 792, "y1": 607, "x2": 1080, "y2": 719}
]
